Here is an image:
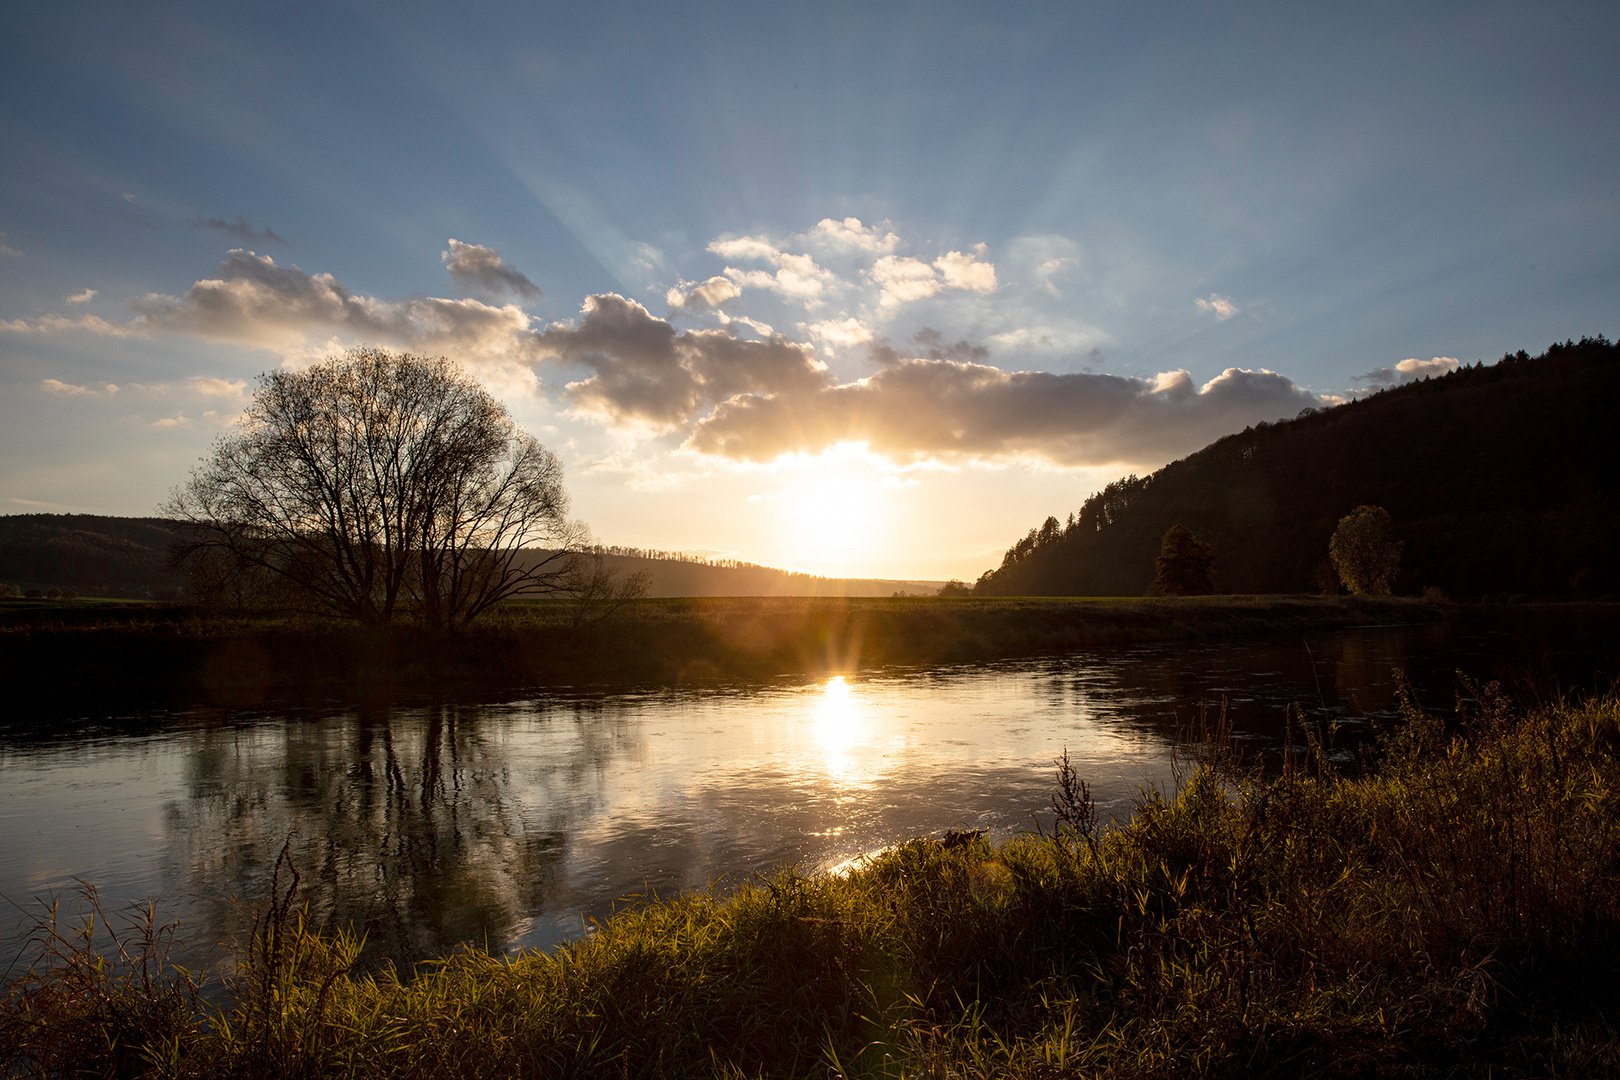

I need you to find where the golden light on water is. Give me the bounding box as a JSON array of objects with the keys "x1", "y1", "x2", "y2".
[{"x1": 813, "y1": 675, "x2": 865, "y2": 778}]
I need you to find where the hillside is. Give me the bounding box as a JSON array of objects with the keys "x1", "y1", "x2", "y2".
[
  {"x1": 0, "y1": 515, "x2": 184, "y2": 598},
  {"x1": 0, "y1": 517, "x2": 942, "y2": 600},
  {"x1": 974, "y1": 337, "x2": 1620, "y2": 598},
  {"x1": 507, "y1": 546, "x2": 941, "y2": 597}
]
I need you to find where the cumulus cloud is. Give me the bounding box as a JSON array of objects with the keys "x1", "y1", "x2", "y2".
[
  {"x1": 123, "y1": 250, "x2": 538, "y2": 378},
  {"x1": 803, "y1": 317, "x2": 874, "y2": 348},
  {"x1": 933, "y1": 246, "x2": 998, "y2": 293},
  {"x1": 869, "y1": 256, "x2": 942, "y2": 307},
  {"x1": 687, "y1": 360, "x2": 1321, "y2": 466},
  {"x1": 721, "y1": 252, "x2": 841, "y2": 308},
  {"x1": 3, "y1": 313, "x2": 142, "y2": 337},
  {"x1": 67, "y1": 289, "x2": 97, "y2": 303},
  {"x1": 8, "y1": 236, "x2": 1324, "y2": 473},
  {"x1": 667, "y1": 275, "x2": 743, "y2": 311},
  {"x1": 726, "y1": 314, "x2": 777, "y2": 338},
  {"x1": 442, "y1": 239, "x2": 542, "y2": 301},
  {"x1": 531, "y1": 293, "x2": 827, "y2": 430},
  {"x1": 803, "y1": 217, "x2": 900, "y2": 254},
  {"x1": 185, "y1": 375, "x2": 249, "y2": 401},
  {"x1": 1354, "y1": 356, "x2": 1461, "y2": 388},
  {"x1": 1195, "y1": 293, "x2": 1239, "y2": 321},
  {"x1": 7, "y1": 250, "x2": 539, "y2": 392},
  {"x1": 194, "y1": 216, "x2": 286, "y2": 245},
  {"x1": 525, "y1": 295, "x2": 1320, "y2": 466},
  {"x1": 150, "y1": 414, "x2": 191, "y2": 428},
  {"x1": 41, "y1": 378, "x2": 118, "y2": 395},
  {"x1": 707, "y1": 235, "x2": 782, "y2": 263},
  {"x1": 869, "y1": 249, "x2": 997, "y2": 308}
]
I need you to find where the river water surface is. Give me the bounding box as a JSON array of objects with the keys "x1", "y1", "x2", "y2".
[{"x1": 2, "y1": 607, "x2": 1615, "y2": 976}]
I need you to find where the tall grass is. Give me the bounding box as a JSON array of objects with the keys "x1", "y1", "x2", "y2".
[{"x1": 7, "y1": 682, "x2": 1620, "y2": 1077}]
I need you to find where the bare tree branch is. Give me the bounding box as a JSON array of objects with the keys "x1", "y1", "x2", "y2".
[{"x1": 163, "y1": 348, "x2": 598, "y2": 630}]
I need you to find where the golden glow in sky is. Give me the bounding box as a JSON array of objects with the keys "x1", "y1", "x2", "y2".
[
  {"x1": 7, "y1": 4, "x2": 1615, "y2": 585},
  {"x1": 757, "y1": 445, "x2": 906, "y2": 577}
]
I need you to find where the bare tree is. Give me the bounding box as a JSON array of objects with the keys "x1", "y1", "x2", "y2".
[
  {"x1": 165, "y1": 348, "x2": 588, "y2": 630},
  {"x1": 558, "y1": 553, "x2": 651, "y2": 629}
]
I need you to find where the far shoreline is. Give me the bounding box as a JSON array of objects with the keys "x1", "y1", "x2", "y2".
[{"x1": 0, "y1": 592, "x2": 1532, "y2": 713}]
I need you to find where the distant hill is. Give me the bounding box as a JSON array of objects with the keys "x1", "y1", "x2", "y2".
[
  {"x1": 0, "y1": 515, "x2": 184, "y2": 598},
  {"x1": 0, "y1": 517, "x2": 943, "y2": 600},
  {"x1": 973, "y1": 337, "x2": 1620, "y2": 599},
  {"x1": 527, "y1": 547, "x2": 943, "y2": 598}
]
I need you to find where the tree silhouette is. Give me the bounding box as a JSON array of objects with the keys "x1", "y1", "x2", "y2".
[
  {"x1": 1155, "y1": 524, "x2": 1215, "y2": 595},
  {"x1": 1329, "y1": 505, "x2": 1402, "y2": 596},
  {"x1": 165, "y1": 348, "x2": 588, "y2": 630}
]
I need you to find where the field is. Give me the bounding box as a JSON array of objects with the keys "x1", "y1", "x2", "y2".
[{"x1": 0, "y1": 594, "x2": 1449, "y2": 709}]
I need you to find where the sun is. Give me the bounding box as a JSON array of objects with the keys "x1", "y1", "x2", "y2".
[{"x1": 765, "y1": 446, "x2": 899, "y2": 576}]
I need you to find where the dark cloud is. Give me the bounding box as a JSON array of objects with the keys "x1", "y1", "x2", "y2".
[
  {"x1": 911, "y1": 328, "x2": 990, "y2": 364},
  {"x1": 70, "y1": 252, "x2": 1327, "y2": 468},
  {"x1": 1353, "y1": 356, "x2": 1459, "y2": 388},
  {"x1": 533, "y1": 294, "x2": 825, "y2": 429},
  {"x1": 533, "y1": 297, "x2": 1321, "y2": 465},
  {"x1": 442, "y1": 239, "x2": 542, "y2": 301},
  {"x1": 127, "y1": 250, "x2": 536, "y2": 372},
  {"x1": 685, "y1": 359, "x2": 1321, "y2": 466},
  {"x1": 193, "y1": 216, "x2": 286, "y2": 245}
]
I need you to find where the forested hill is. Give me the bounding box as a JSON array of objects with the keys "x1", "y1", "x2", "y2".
[
  {"x1": 0, "y1": 516, "x2": 943, "y2": 600},
  {"x1": 974, "y1": 337, "x2": 1620, "y2": 598},
  {"x1": 0, "y1": 515, "x2": 183, "y2": 598},
  {"x1": 521, "y1": 548, "x2": 943, "y2": 598}
]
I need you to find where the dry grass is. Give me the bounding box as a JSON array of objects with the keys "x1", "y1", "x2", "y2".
[{"x1": 9, "y1": 681, "x2": 1620, "y2": 1077}]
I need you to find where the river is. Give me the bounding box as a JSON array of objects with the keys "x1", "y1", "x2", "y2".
[{"x1": 2, "y1": 605, "x2": 1615, "y2": 977}]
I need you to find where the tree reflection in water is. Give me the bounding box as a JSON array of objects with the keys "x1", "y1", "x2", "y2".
[
  {"x1": 165, "y1": 705, "x2": 569, "y2": 972},
  {"x1": 6, "y1": 607, "x2": 1613, "y2": 980}
]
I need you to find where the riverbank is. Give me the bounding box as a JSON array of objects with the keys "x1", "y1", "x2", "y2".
[
  {"x1": 0, "y1": 594, "x2": 1453, "y2": 709},
  {"x1": 6, "y1": 684, "x2": 1617, "y2": 1077}
]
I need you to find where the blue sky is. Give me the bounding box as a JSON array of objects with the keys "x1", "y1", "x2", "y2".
[{"x1": 2, "y1": 1, "x2": 1616, "y2": 579}]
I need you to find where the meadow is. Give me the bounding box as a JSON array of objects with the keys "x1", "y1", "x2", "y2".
[
  {"x1": 4, "y1": 679, "x2": 1617, "y2": 1077},
  {"x1": 0, "y1": 594, "x2": 1447, "y2": 709}
]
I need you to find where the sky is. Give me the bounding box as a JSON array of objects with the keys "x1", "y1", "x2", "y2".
[{"x1": 2, "y1": 1, "x2": 1616, "y2": 581}]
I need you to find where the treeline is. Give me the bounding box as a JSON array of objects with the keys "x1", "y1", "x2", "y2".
[
  {"x1": 585, "y1": 544, "x2": 773, "y2": 571},
  {"x1": 0, "y1": 515, "x2": 183, "y2": 599},
  {"x1": 0, "y1": 521, "x2": 943, "y2": 602},
  {"x1": 531, "y1": 549, "x2": 943, "y2": 598},
  {"x1": 976, "y1": 336, "x2": 1620, "y2": 597}
]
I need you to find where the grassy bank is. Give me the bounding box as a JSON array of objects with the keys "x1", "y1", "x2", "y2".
[
  {"x1": 6, "y1": 683, "x2": 1619, "y2": 1077},
  {"x1": 0, "y1": 594, "x2": 1444, "y2": 708}
]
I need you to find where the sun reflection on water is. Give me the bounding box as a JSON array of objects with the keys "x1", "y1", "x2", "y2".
[{"x1": 814, "y1": 675, "x2": 866, "y2": 780}]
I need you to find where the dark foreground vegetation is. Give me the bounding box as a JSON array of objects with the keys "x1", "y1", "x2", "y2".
[
  {"x1": 978, "y1": 336, "x2": 1620, "y2": 597},
  {"x1": 0, "y1": 594, "x2": 1443, "y2": 708},
  {"x1": 8, "y1": 684, "x2": 1620, "y2": 1077}
]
